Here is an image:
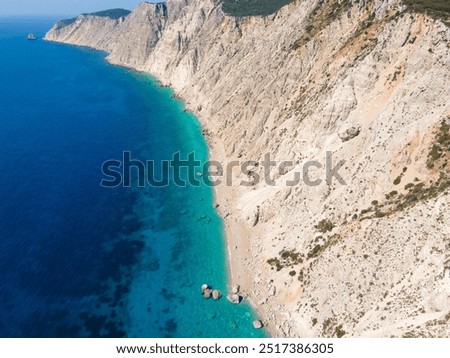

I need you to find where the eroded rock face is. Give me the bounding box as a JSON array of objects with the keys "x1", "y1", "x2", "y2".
[{"x1": 46, "y1": 0, "x2": 450, "y2": 338}]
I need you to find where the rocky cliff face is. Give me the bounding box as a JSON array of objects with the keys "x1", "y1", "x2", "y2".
[{"x1": 46, "y1": 0, "x2": 450, "y2": 337}]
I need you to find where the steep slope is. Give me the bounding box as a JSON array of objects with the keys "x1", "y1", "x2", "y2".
[
  {"x1": 44, "y1": 9, "x2": 129, "y2": 52},
  {"x1": 46, "y1": 0, "x2": 450, "y2": 337}
]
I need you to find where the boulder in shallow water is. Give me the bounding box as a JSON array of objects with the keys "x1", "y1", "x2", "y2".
[
  {"x1": 212, "y1": 289, "x2": 222, "y2": 300},
  {"x1": 201, "y1": 284, "x2": 209, "y2": 295},
  {"x1": 253, "y1": 320, "x2": 263, "y2": 329},
  {"x1": 203, "y1": 288, "x2": 213, "y2": 299},
  {"x1": 231, "y1": 285, "x2": 240, "y2": 294},
  {"x1": 226, "y1": 294, "x2": 241, "y2": 304}
]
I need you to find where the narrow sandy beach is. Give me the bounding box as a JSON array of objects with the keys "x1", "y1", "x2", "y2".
[{"x1": 206, "y1": 138, "x2": 275, "y2": 336}]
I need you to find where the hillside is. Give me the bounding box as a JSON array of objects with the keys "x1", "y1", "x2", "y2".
[{"x1": 45, "y1": 0, "x2": 450, "y2": 337}]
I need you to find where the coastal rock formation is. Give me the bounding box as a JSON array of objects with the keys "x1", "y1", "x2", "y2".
[
  {"x1": 203, "y1": 288, "x2": 213, "y2": 299},
  {"x1": 212, "y1": 289, "x2": 222, "y2": 300},
  {"x1": 226, "y1": 294, "x2": 241, "y2": 304},
  {"x1": 201, "y1": 284, "x2": 209, "y2": 294},
  {"x1": 253, "y1": 320, "x2": 264, "y2": 329},
  {"x1": 201, "y1": 284, "x2": 222, "y2": 300},
  {"x1": 46, "y1": 0, "x2": 450, "y2": 338}
]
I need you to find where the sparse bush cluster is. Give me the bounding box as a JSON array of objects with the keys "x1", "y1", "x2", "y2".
[
  {"x1": 267, "y1": 249, "x2": 303, "y2": 271},
  {"x1": 426, "y1": 119, "x2": 450, "y2": 169},
  {"x1": 322, "y1": 317, "x2": 346, "y2": 338},
  {"x1": 359, "y1": 176, "x2": 450, "y2": 220},
  {"x1": 307, "y1": 244, "x2": 323, "y2": 259},
  {"x1": 292, "y1": 0, "x2": 353, "y2": 49},
  {"x1": 355, "y1": 118, "x2": 450, "y2": 220},
  {"x1": 315, "y1": 219, "x2": 334, "y2": 233}
]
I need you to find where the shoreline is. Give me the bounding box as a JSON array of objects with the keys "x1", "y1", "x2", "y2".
[
  {"x1": 109, "y1": 52, "x2": 274, "y2": 336},
  {"x1": 45, "y1": 37, "x2": 271, "y2": 336},
  {"x1": 207, "y1": 140, "x2": 274, "y2": 337},
  {"x1": 121, "y1": 57, "x2": 275, "y2": 337}
]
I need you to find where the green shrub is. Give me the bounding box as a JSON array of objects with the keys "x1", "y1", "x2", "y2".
[
  {"x1": 315, "y1": 219, "x2": 334, "y2": 233},
  {"x1": 267, "y1": 249, "x2": 303, "y2": 270},
  {"x1": 427, "y1": 119, "x2": 450, "y2": 168},
  {"x1": 393, "y1": 175, "x2": 402, "y2": 185},
  {"x1": 280, "y1": 249, "x2": 303, "y2": 264},
  {"x1": 307, "y1": 245, "x2": 323, "y2": 259},
  {"x1": 335, "y1": 324, "x2": 346, "y2": 338},
  {"x1": 267, "y1": 258, "x2": 282, "y2": 271}
]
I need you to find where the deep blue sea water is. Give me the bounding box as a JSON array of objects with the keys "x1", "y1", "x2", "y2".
[{"x1": 0, "y1": 18, "x2": 265, "y2": 338}]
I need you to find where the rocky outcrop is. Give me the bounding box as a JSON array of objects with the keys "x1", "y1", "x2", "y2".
[
  {"x1": 201, "y1": 284, "x2": 222, "y2": 300},
  {"x1": 46, "y1": 0, "x2": 450, "y2": 338},
  {"x1": 226, "y1": 293, "x2": 241, "y2": 304},
  {"x1": 45, "y1": 13, "x2": 124, "y2": 52},
  {"x1": 253, "y1": 320, "x2": 264, "y2": 329},
  {"x1": 231, "y1": 285, "x2": 240, "y2": 295},
  {"x1": 212, "y1": 289, "x2": 222, "y2": 300},
  {"x1": 338, "y1": 125, "x2": 361, "y2": 142}
]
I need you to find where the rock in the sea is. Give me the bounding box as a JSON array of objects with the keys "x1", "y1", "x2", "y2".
[
  {"x1": 226, "y1": 294, "x2": 241, "y2": 304},
  {"x1": 253, "y1": 320, "x2": 263, "y2": 329},
  {"x1": 212, "y1": 289, "x2": 222, "y2": 300},
  {"x1": 203, "y1": 288, "x2": 213, "y2": 299},
  {"x1": 231, "y1": 285, "x2": 240, "y2": 294},
  {"x1": 338, "y1": 125, "x2": 361, "y2": 142},
  {"x1": 201, "y1": 284, "x2": 209, "y2": 294}
]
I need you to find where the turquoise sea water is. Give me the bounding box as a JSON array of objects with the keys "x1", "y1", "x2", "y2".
[{"x1": 0, "y1": 18, "x2": 265, "y2": 338}]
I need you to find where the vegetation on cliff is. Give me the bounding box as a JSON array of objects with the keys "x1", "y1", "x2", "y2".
[
  {"x1": 83, "y1": 9, "x2": 131, "y2": 19},
  {"x1": 404, "y1": 0, "x2": 450, "y2": 24},
  {"x1": 55, "y1": 8, "x2": 131, "y2": 30},
  {"x1": 221, "y1": 0, "x2": 449, "y2": 25},
  {"x1": 222, "y1": 0, "x2": 295, "y2": 17}
]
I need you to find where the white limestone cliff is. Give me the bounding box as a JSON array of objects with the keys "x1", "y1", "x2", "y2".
[{"x1": 45, "y1": 0, "x2": 450, "y2": 337}]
